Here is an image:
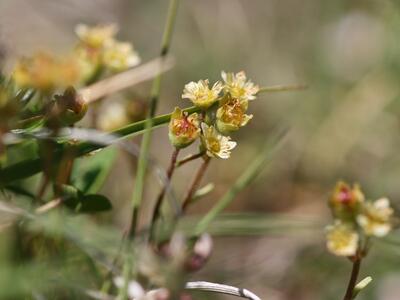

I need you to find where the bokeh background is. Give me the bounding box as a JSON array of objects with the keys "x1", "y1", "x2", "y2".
[{"x1": 2, "y1": 0, "x2": 400, "y2": 299}]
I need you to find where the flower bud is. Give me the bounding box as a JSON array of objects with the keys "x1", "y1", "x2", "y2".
[
  {"x1": 216, "y1": 96, "x2": 252, "y2": 134},
  {"x1": 185, "y1": 233, "x2": 213, "y2": 272},
  {"x1": 51, "y1": 87, "x2": 88, "y2": 125},
  {"x1": 168, "y1": 107, "x2": 200, "y2": 148},
  {"x1": 329, "y1": 181, "x2": 364, "y2": 221}
]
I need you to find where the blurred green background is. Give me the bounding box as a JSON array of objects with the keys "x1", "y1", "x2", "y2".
[{"x1": 2, "y1": 0, "x2": 400, "y2": 299}]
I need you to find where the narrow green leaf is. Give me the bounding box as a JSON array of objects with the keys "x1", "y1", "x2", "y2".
[
  {"x1": 0, "y1": 106, "x2": 198, "y2": 185},
  {"x1": 64, "y1": 193, "x2": 112, "y2": 213},
  {"x1": 60, "y1": 184, "x2": 112, "y2": 213}
]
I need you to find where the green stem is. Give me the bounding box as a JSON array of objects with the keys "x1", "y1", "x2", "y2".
[
  {"x1": 129, "y1": 0, "x2": 180, "y2": 238},
  {"x1": 0, "y1": 107, "x2": 198, "y2": 185}
]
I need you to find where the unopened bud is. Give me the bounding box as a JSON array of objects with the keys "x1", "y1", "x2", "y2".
[
  {"x1": 53, "y1": 86, "x2": 88, "y2": 125},
  {"x1": 168, "y1": 107, "x2": 200, "y2": 148},
  {"x1": 185, "y1": 233, "x2": 213, "y2": 272},
  {"x1": 330, "y1": 181, "x2": 364, "y2": 221}
]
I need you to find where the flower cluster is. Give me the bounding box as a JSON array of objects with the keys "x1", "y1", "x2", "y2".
[
  {"x1": 75, "y1": 23, "x2": 140, "y2": 74},
  {"x1": 326, "y1": 181, "x2": 394, "y2": 257},
  {"x1": 13, "y1": 52, "x2": 80, "y2": 92},
  {"x1": 168, "y1": 71, "x2": 259, "y2": 159},
  {"x1": 12, "y1": 23, "x2": 140, "y2": 93}
]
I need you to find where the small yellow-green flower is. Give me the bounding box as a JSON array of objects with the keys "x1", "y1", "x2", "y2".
[
  {"x1": 216, "y1": 96, "x2": 252, "y2": 134},
  {"x1": 182, "y1": 80, "x2": 222, "y2": 109},
  {"x1": 326, "y1": 221, "x2": 358, "y2": 257},
  {"x1": 168, "y1": 107, "x2": 200, "y2": 148},
  {"x1": 329, "y1": 181, "x2": 364, "y2": 220},
  {"x1": 102, "y1": 41, "x2": 140, "y2": 71},
  {"x1": 357, "y1": 198, "x2": 393, "y2": 237},
  {"x1": 75, "y1": 23, "x2": 118, "y2": 49},
  {"x1": 200, "y1": 123, "x2": 236, "y2": 159},
  {"x1": 221, "y1": 71, "x2": 259, "y2": 101}
]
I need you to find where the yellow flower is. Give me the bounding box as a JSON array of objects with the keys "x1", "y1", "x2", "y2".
[
  {"x1": 75, "y1": 23, "x2": 118, "y2": 49},
  {"x1": 12, "y1": 52, "x2": 80, "y2": 92},
  {"x1": 329, "y1": 181, "x2": 364, "y2": 220},
  {"x1": 357, "y1": 198, "x2": 393, "y2": 237},
  {"x1": 168, "y1": 107, "x2": 200, "y2": 148},
  {"x1": 182, "y1": 80, "x2": 222, "y2": 109},
  {"x1": 201, "y1": 123, "x2": 236, "y2": 159},
  {"x1": 221, "y1": 71, "x2": 259, "y2": 101},
  {"x1": 216, "y1": 96, "x2": 253, "y2": 134},
  {"x1": 102, "y1": 41, "x2": 141, "y2": 72},
  {"x1": 326, "y1": 221, "x2": 359, "y2": 257}
]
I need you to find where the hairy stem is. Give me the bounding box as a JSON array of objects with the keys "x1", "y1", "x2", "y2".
[
  {"x1": 129, "y1": 0, "x2": 180, "y2": 238},
  {"x1": 182, "y1": 156, "x2": 211, "y2": 212}
]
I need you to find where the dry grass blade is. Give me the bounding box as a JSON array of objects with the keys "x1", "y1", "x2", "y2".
[
  {"x1": 185, "y1": 281, "x2": 262, "y2": 300},
  {"x1": 79, "y1": 56, "x2": 175, "y2": 103}
]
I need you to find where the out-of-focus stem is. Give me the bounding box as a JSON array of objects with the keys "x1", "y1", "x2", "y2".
[
  {"x1": 129, "y1": 0, "x2": 180, "y2": 238},
  {"x1": 151, "y1": 148, "x2": 180, "y2": 226}
]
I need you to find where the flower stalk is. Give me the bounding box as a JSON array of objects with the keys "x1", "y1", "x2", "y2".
[{"x1": 182, "y1": 156, "x2": 211, "y2": 212}]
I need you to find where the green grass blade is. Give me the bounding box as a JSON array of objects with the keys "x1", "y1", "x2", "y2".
[
  {"x1": 195, "y1": 128, "x2": 289, "y2": 235},
  {"x1": 129, "y1": 0, "x2": 181, "y2": 237}
]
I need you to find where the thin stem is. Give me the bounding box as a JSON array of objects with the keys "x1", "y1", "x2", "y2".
[
  {"x1": 151, "y1": 148, "x2": 180, "y2": 225},
  {"x1": 129, "y1": 0, "x2": 180, "y2": 238},
  {"x1": 343, "y1": 257, "x2": 362, "y2": 300},
  {"x1": 182, "y1": 156, "x2": 211, "y2": 212},
  {"x1": 176, "y1": 151, "x2": 205, "y2": 167}
]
